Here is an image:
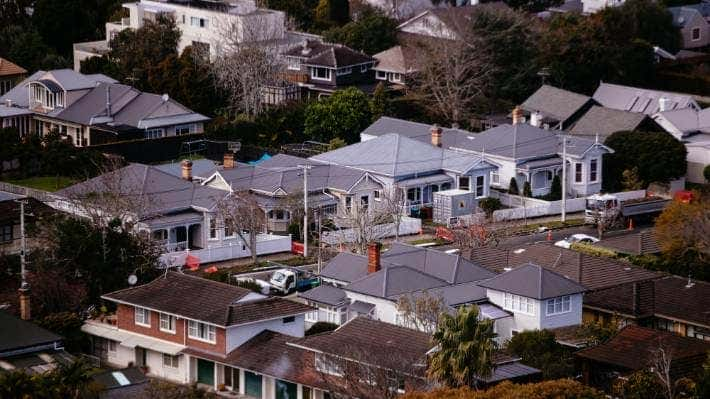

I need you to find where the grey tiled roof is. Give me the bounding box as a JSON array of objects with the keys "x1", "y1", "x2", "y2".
[
  {"x1": 668, "y1": 3, "x2": 710, "y2": 27},
  {"x1": 521, "y1": 85, "x2": 592, "y2": 123},
  {"x1": 155, "y1": 159, "x2": 219, "y2": 179},
  {"x1": 320, "y1": 252, "x2": 370, "y2": 283},
  {"x1": 372, "y1": 45, "x2": 420, "y2": 74},
  {"x1": 569, "y1": 106, "x2": 649, "y2": 138},
  {"x1": 299, "y1": 284, "x2": 348, "y2": 307},
  {"x1": 477, "y1": 262, "x2": 586, "y2": 300},
  {"x1": 592, "y1": 82, "x2": 697, "y2": 115},
  {"x1": 346, "y1": 265, "x2": 448, "y2": 298},
  {"x1": 0, "y1": 311, "x2": 62, "y2": 354},
  {"x1": 285, "y1": 40, "x2": 373, "y2": 67}
]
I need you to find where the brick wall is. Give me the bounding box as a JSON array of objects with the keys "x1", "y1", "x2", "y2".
[{"x1": 115, "y1": 304, "x2": 226, "y2": 354}]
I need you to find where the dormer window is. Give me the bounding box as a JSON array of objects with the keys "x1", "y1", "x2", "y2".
[{"x1": 29, "y1": 81, "x2": 64, "y2": 111}]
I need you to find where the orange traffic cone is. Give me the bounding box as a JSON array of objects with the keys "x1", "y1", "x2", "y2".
[
  {"x1": 547, "y1": 230, "x2": 552, "y2": 241},
  {"x1": 628, "y1": 218, "x2": 634, "y2": 231}
]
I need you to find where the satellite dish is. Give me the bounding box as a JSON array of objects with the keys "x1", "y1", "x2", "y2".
[{"x1": 128, "y1": 274, "x2": 138, "y2": 286}]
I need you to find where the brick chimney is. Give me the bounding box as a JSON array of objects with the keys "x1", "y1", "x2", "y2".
[
  {"x1": 181, "y1": 159, "x2": 193, "y2": 181},
  {"x1": 430, "y1": 124, "x2": 443, "y2": 148},
  {"x1": 19, "y1": 286, "x2": 30, "y2": 320},
  {"x1": 224, "y1": 153, "x2": 235, "y2": 169},
  {"x1": 367, "y1": 242, "x2": 382, "y2": 274},
  {"x1": 512, "y1": 106, "x2": 524, "y2": 125}
]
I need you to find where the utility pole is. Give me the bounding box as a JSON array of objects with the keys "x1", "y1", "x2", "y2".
[
  {"x1": 299, "y1": 165, "x2": 311, "y2": 258},
  {"x1": 316, "y1": 207, "x2": 323, "y2": 274},
  {"x1": 561, "y1": 136, "x2": 567, "y2": 223},
  {"x1": 16, "y1": 199, "x2": 30, "y2": 320}
]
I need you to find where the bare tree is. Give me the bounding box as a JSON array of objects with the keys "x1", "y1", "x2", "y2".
[
  {"x1": 450, "y1": 220, "x2": 502, "y2": 250},
  {"x1": 650, "y1": 345, "x2": 675, "y2": 399},
  {"x1": 216, "y1": 191, "x2": 267, "y2": 264},
  {"x1": 396, "y1": 290, "x2": 449, "y2": 334},
  {"x1": 380, "y1": 187, "x2": 407, "y2": 241},
  {"x1": 211, "y1": 10, "x2": 285, "y2": 118}
]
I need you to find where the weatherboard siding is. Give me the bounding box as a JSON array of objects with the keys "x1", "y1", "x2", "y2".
[{"x1": 226, "y1": 315, "x2": 305, "y2": 352}]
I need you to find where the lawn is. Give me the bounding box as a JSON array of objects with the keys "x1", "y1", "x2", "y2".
[{"x1": 4, "y1": 176, "x2": 77, "y2": 192}]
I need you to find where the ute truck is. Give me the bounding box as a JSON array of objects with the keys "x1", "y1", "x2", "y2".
[
  {"x1": 269, "y1": 267, "x2": 319, "y2": 295},
  {"x1": 584, "y1": 193, "x2": 670, "y2": 224}
]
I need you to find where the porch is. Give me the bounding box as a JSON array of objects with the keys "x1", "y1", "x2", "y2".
[
  {"x1": 144, "y1": 212, "x2": 204, "y2": 253},
  {"x1": 516, "y1": 158, "x2": 562, "y2": 197},
  {"x1": 400, "y1": 174, "x2": 454, "y2": 216}
]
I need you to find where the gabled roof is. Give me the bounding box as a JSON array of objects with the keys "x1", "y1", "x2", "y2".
[
  {"x1": 103, "y1": 272, "x2": 311, "y2": 326},
  {"x1": 0, "y1": 311, "x2": 62, "y2": 355},
  {"x1": 58, "y1": 163, "x2": 227, "y2": 216},
  {"x1": 569, "y1": 106, "x2": 650, "y2": 138},
  {"x1": 467, "y1": 243, "x2": 661, "y2": 291},
  {"x1": 285, "y1": 40, "x2": 373, "y2": 67},
  {"x1": 372, "y1": 45, "x2": 420, "y2": 74},
  {"x1": 575, "y1": 325, "x2": 710, "y2": 373},
  {"x1": 521, "y1": 85, "x2": 592, "y2": 123},
  {"x1": 292, "y1": 317, "x2": 431, "y2": 371},
  {"x1": 0, "y1": 57, "x2": 27, "y2": 77},
  {"x1": 653, "y1": 107, "x2": 710, "y2": 135},
  {"x1": 299, "y1": 284, "x2": 349, "y2": 307},
  {"x1": 346, "y1": 265, "x2": 449, "y2": 298},
  {"x1": 478, "y1": 262, "x2": 585, "y2": 300},
  {"x1": 668, "y1": 2, "x2": 710, "y2": 27},
  {"x1": 592, "y1": 82, "x2": 698, "y2": 115}
]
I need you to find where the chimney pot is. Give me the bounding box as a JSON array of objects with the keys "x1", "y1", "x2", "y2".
[
  {"x1": 367, "y1": 242, "x2": 382, "y2": 274},
  {"x1": 223, "y1": 153, "x2": 235, "y2": 169},
  {"x1": 512, "y1": 106, "x2": 525, "y2": 125},
  {"x1": 430, "y1": 124, "x2": 443, "y2": 148},
  {"x1": 19, "y1": 287, "x2": 30, "y2": 320},
  {"x1": 181, "y1": 159, "x2": 193, "y2": 181}
]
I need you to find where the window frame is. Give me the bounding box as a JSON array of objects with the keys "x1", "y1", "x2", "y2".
[
  {"x1": 589, "y1": 158, "x2": 598, "y2": 183},
  {"x1": 311, "y1": 67, "x2": 332, "y2": 81},
  {"x1": 187, "y1": 320, "x2": 217, "y2": 344},
  {"x1": 376, "y1": 70, "x2": 387, "y2": 80},
  {"x1": 503, "y1": 293, "x2": 535, "y2": 315},
  {"x1": 546, "y1": 295, "x2": 572, "y2": 316},
  {"x1": 134, "y1": 307, "x2": 151, "y2": 327},
  {"x1": 159, "y1": 313, "x2": 176, "y2": 334},
  {"x1": 162, "y1": 353, "x2": 179, "y2": 368},
  {"x1": 692, "y1": 27, "x2": 701, "y2": 41},
  {"x1": 459, "y1": 176, "x2": 470, "y2": 191},
  {"x1": 574, "y1": 163, "x2": 583, "y2": 183},
  {"x1": 475, "y1": 175, "x2": 485, "y2": 197},
  {"x1": 0, "y1": 224, "x2": 13, "y2": 243}
]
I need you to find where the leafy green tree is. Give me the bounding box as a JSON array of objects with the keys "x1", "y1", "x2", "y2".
[
  {"x1": 263, "y1": 0, "x2": 319, "y2": 31},
  {"x1": 0, "y1": 24, "x2": 65, "y2": 72},
  {"x1": 370, "y1": 82, "x2": 390, "y2": 121},
  {"x1": 36, "y1": 312, "x2": 88, "y2": 353},
  {"x1": 612, "y1": 370, "x2": 665, "y2": 399},
  {"x1": 402, "y1": 379, "x2": 604, "y2": 399},
  {"x1": 32, "y1": 0, "x2": 99, "y2": 56},
  {"x1": 704, "y1": 164, "x2": 710, "y2": 183},
  {"x1": 603, "y1": 131, "x2": 687, "y2": 192},
  {"x1": 304, "y1": 87, "x2": 372, "y2": 143},
  {"x1": 549, "y1": 174, "x2": 561, "y2": 200},
  {"x1": 508, "y1": 177, "x2": 519, "y2": 195},
  {"x1": 0, "y1": 359, "x2": 101, "y2": 399},
  {"x1": 478, "y1": 197, "x2": 502, "y2": 219},
  {"x1": 498, "y1": 0, "x2": 563, "y2": 12},
  {"x1": 696, "y1": 353, "x2": 710, "y2": 399},
  {"x1": 429, "y1": 305, "x2": 497, "y2": 388},
  {"x1": 314, "y1": 0, "x2": 350, "y2": 29},
  {"x1": 323, "y1": 6, "x2": 397, "y2": 54},
  {"x1": 505, "y1": 330, "x2": 574, "y2": 379}
]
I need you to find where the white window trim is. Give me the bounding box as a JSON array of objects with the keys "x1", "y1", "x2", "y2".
[
  {"x1": 546, "y1": 295, "x2": 572, "y2": 316},
  {"x1": 574, "y1": 163, "x2": 583, "y2": 183},
  {"x1": 163, "y1": 353, "x2": 179, "y2": 368},
  {"x1": 589, "y1": 158, "x2": 599, "y2": 183},
  {"x1": 135, "y1": 307, "x2": 150, "y2": 327},
  {"x1": 360, "y1": 64, "x2": 368, "y2": 73},
  {"x1": 159, "y1": 313, "x2": 176, "y2": 334},
  {"x1": 475, "y1": 175, "x2": 485, "y2": 198},
  {"x1": 310, "y1": 67, "x2": 332, "y2": 81},
  {"x1": 187, "y1": 320, "x2": 217, "y2": 344},
  {"x1": 503, "y1": 293, "x2": 535, "y2": 315},
  {"x1": 692, "y1": 27, "x2": 701, "y2": 41},
  {"x1": 375, "y1": 70, "x2": 387, "y2": 80},
  {"x1": 107, "y1": 339, "x2": 117, "y2": 353}
]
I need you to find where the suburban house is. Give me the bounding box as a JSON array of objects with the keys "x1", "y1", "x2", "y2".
[
  {"x1": 651, "y1": 107, "x2": 710, "y2": 183},
  {"x1": 576, "y1": 325, "x2": 710, "y2": 391},
  {"x1": 568, "y1": 105, "x2": 662, "y2": 139},
  {"x1": 520, "y1": 85, "x2": 595, "y2": 130},
  {"x1": 0, "y1": 57, "x2": 27, "y2": 96},
  {"x1": 396, "y1": 4, "x2": 507, "y2": 40},
  {"x1": 360, "y1": 0, "x2": 471, "y2": 20},
  {"x1": 0, "y1": 69, "x2": 209, "y2": 146},
  {"x1": 583, "y1": 276, "x2": 710, "y2": 342},
  {"x1": 56, "y1": 161, "x2": 292, "y2": 265},
  {"x1": 311, "y1": 131, "x2": 498, "y2": 216},
  {"x1": 372, "y1": 44, "x2": 420, "y2": 88},
  {"x1": 282, "y1": 40, "x2": 376, "y2": 98},
  {"x1": 72, "y1": 0, "x2": 315, "y2": 69},
  {"x1": 0, "y1": 310, "x2": 73, "y2": 373},
  {"x1": 360, "y1": 114, "x2": 612, "y2": 198},
  {"x1": 81, "y1": 272, "x2": 314, "y2": 395},
  {"x1": 592, "y1": 82, "x2": 700, "y2": 115},
  {"x1": 305, "y1": 242, "x2": 586, "y2": 343},
  {"x1": 668, "y1": 1, "x2": 710, "y2": 49}
]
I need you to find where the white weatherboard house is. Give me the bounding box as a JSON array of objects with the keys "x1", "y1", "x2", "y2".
[
  {"x1": 302, "y1": 243, "x2": 585, "y2": 342},
  {"x1": 56, "y1": 162, "x2": 291, "y2": 266},
  {"x1": 360, "y1": 115, "x2": 613, "y2": 198}
]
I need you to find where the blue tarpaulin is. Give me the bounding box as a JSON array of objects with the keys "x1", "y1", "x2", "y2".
[{"x1": 248, "y1": 153, "x2": 271, "y2": 165}]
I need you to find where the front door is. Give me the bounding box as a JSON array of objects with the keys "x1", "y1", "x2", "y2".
[
  {"x1": 245, "y1": 371, "x2": 262, "y2": 398},
  {"x1": 197, "y1": 359, "x2": 215, "y2": 387},
  {"x1": 135, "y1": 347, "x2": 147, "y2": 367}
]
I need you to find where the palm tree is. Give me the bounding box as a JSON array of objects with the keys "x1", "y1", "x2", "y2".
[{"x1": 428, "y1": 304, "x2": 497, "y2": 389}]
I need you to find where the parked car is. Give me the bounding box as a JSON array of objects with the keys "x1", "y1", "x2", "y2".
[{"x1": 554, "y1": 234, "x2": 599, "y2": 249}]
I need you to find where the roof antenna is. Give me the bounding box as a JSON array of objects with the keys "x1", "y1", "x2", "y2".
[{"x1": 595, "y1": 132, "x2": 599, "y2": 144}]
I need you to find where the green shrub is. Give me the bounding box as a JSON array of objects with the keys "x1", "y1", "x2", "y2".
[
  {"x1": 704, "y1": 164, "x2": 710, "y2": 182},
  {"x1": 523, "y1": 181, "x2": 532, "y2": 197},
  {"x1": 508, "y1": 177, "x2": 519, "y2": 195},
  {"x1": 570, "y1": 242, "x2": 617, "y2": 258},
  {"x1": 478, "y1": 197, "x2": 502, "y2": 218},
  {"x1": 549, "y1": 174, "x2": 561, "y2": 200}
]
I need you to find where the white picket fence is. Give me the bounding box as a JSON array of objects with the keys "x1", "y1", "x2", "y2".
[
  {"x1": 321, "y1": 216, "x2": 422, "y2": 245},
  {"x1": 160, "y1": 233, "x2": 292, "y2": 267},
  {"x1": 488, "y1": 190, "x2": 647, "y2": 222}
]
